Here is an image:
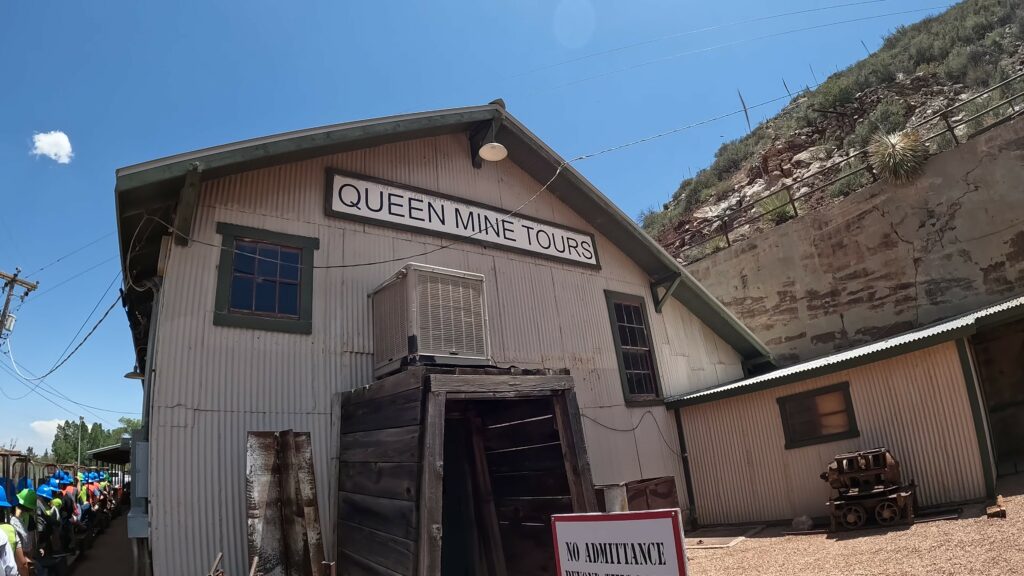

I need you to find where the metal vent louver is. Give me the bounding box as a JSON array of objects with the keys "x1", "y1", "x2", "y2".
[
  {"x1": 371, "y1": 263, "x2": 491, "y2": 378},
  {"x1": 416, "y1": 272, "x2": 486, "y2": 357}
]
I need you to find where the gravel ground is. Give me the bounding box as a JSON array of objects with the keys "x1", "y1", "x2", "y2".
[{"x1": 686, "y1": 474, "x2": 1023, "y2": 576}]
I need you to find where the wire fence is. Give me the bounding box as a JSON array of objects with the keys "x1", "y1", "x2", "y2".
[{"x1": 679, "y1": 69, "x2": 1024, "y2": 264}]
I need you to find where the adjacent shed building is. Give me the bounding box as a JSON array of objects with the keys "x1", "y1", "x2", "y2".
[
  {"x1": 667, "y1": 296, "x2": 1024, "y2": 526},
  {"x1": 113, "y1": 102, "x2": 772, "y2": 575}
]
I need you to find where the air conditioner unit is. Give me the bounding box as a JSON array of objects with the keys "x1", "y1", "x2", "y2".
[{"x1": 371, "y1": 263, "x2": 492, "y2": 378}]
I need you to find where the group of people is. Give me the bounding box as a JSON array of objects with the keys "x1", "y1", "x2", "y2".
[{"x1": 0, "y1": 470, "x2": 117, "y2": 576}]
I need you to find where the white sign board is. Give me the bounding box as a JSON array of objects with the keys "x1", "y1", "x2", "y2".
[
  {"x1": 551, "y1": 509, "x2": 687, "y2": 576},
  {"x1": 325, "y1": 170, "x2": 600, "y2": 267}
]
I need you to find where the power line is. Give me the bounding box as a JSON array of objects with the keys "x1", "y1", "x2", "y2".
[
  {"x1": 0, "y1": 361, "x2": 79, "y2": 420},
  {"x1": 545, "y1": 5, "x2": 951, "y2": 90},
  {"x1": 8, "y1": 295, "x2": 121, "y2": 382},
  {"x1": 54, "y1": 271, "x2": 122, "y2": 365},
  {"x1": 511, "y1": 0, "x2": 890, "y2": 78},
  {"x1": 21, "y1": 255, "x2": 120, "y2": 304},
  {"x1": 0, "y1": 353, "x2": 139, "y2": 421},
  {"x1": 24, "y1": 231, "x2": 116, "y2": 279},
  {"x1": 130, "y1": 84, "x2": 818, "y2": 273}
]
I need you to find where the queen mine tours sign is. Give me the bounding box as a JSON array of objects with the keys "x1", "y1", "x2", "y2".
[
  {"x1": 326, "y1": 170, "x2": 600, "y2": 267},
  {"x1": 552, "y1": 510, "x2": 688, "y2": 576}
]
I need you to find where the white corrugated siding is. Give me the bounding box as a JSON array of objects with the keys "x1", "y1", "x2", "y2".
[
  {"x1": 680, "y1": 341, "x2": 987, "y2": 525},
  {"x1": 148, "y1": 132, "x2": 742, "y2": 575}
]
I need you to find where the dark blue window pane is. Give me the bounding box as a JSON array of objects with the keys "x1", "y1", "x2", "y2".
[
  {"x1": 278, "y1": 283, "x2": 299, "y2": 317},
  {"x1": 234, "y1": 242, "x2": 257, "y2": 275},
  {"x1": 614, "y1": 303, "x2": 625, "y2": 324},
  {"x1": 254, "y1": 279, "x2": 277, "y2": 313},
  {"x1": 257, "y1": 245, "x2": 279, "y2": 278},
  {"x1": 280, "y1": 248, "x2": 301, "y2": 282},
  {"x1": 230, "y1": 276, "x2": 254, "y2": 311}
]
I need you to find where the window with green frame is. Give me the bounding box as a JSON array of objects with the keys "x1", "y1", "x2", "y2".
[
  {"x1": 604, "y1": 290, "x2": 662, "y2": 403},
  {"x1": 776, "y1": 382, "x2": 859, "y2": 449},
  {"x1": 213, "y1": 222, "x2": 319, "y2": 334}
]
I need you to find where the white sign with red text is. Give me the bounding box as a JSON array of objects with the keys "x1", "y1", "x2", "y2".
[{"x1": 551, "y1": 509, "x2": 688, "y2": 576}]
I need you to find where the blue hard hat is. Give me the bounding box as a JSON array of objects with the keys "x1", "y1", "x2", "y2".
[
  {"x1": 47, "y1": 477, "x2": 59, "y2": 488},
  {"x1": 0, "y1": 485, "x2": 11, "y2": 508},
  {"x1": 36, "y1": 485, "x2": 53, "y2": 500}
]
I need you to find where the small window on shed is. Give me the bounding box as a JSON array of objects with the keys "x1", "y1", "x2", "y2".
[
  {"x1": 214, "y1": 223, "x2": 319, "y2": 334},
  {"x1": 604, "y1": 291, "x2": 661, "y2": 403},
  {"x1": 777, "y1": 382, "x2": 859, "y2": 449}
]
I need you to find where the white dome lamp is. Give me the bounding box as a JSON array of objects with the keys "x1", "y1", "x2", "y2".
[{"x1": 478, "y1": 140, "x2": 508, "y2": 162}]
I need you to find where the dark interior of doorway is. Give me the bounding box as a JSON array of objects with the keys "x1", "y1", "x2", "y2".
[
  {"x1": 440, "y1": 397, "x2": 573, "y2": 576},
  {"x1": 971, "y1": 316, "x2": 1024, "y2": 476}
]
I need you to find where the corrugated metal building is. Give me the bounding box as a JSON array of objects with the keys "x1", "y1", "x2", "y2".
[
  {"x1": 666, "y1": 296, "x2": 1024, "y2": 526},
  {"x1": 112, "y1": 103, "x2": 773, "y2": 575}
]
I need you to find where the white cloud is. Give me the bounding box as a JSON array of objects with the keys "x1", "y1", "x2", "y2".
[
  {"x1": 31, "y1": 131, "x2": 73, "y2": 164},
  {"x1": 29, "y1": 419, "x2": 62, "y2": 450}
]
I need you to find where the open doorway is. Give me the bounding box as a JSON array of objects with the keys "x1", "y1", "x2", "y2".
[
  {"x1": 970, "y1": 316, "x2": 1024, "y2": 476},
  {"x1": 441, "y1": 397, "x2": 575, "y2": 576}
]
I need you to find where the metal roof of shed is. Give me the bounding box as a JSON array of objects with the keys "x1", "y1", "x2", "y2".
[
  {"x1": 114, "y1": 102, "x2": 772, "y2": 364},
  {"x1": 667, "y1": 295, "x2": 1024, "y2": 407},
  {"x1": 87, "y1": 442, "x2": 131, "y2": 465}
]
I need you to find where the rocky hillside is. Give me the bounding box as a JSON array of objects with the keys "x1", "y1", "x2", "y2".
[{"x1": 641, "y1": 0, "x2": 1024, "y2": 262}]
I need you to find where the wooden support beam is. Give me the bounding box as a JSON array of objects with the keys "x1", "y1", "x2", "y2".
[
  {"x1": 172, "y1": 163, "x2": 202, "y2": 246},
  {"x1": 469, "y1": 414, "x2": 508, "y2": 576},
  {"x1": 417, "y1": 391, "x2": 445, "y2": 576},
  {"x1": 650, "y1": 273, "x2": 682, "y2": 314},
  {"x1": 429, "y1": 374, "x2": 572, "y2": 393},
  {"x1": 553, "y1": 390, "x2": 599, "y2": 512}
]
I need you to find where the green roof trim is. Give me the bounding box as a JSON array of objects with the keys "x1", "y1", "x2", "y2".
[{"x1": 114, "y1": 102, "x2": 772, "y2": 363}]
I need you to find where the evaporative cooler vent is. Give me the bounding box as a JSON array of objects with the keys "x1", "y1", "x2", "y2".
[{"x1": 371, "y1": 263, "x2": 491, "y2": 378}]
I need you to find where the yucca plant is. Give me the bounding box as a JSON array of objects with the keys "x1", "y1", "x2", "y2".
[
  {"x1": 757, "y1": 190, "x2": 795, "y2": 225},
  {"x1": 868, "y1": 129, "x2": 929, "y2": 184}
]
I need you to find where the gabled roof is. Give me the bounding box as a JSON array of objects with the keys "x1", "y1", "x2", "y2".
[
  {"x1": 114, "y1": 103, "x2": 771, "y2": 364},
  {"x1": 667, "y1": 295, "x2": 1024, "y2": 408}
]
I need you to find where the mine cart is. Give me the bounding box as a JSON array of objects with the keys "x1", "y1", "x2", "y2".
[{"x1": 821, "y1": 447, "x2": 916, "y2": 531}]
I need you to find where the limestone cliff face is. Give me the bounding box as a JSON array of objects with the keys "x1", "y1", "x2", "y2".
[
  {"x1": 685, "y1": 116, "x2": 1024, "y2": 364},
  {"x1": 642, "y1": 1, "x2": 1024, "y2": 265}
]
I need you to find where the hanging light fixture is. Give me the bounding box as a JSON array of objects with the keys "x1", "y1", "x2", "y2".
[{"x1": 478, "y1": 141, "x2": 508, "y2": 162}]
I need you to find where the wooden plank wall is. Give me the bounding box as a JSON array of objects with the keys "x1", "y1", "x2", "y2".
[
  {"x1": 337, "y1": 369, "x2": 425, "y2": 576},
  {"x1": 475, "y1": 398, "x2": 573, "y2": 576}
]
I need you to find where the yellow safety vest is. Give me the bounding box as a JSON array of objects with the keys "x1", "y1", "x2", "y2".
[{"x1": 0, "y1": 524, "x2": 17, "y2": 550}]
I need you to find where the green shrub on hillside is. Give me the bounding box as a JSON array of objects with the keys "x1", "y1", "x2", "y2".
[{"x1": 845, "y1": 99, "x2": 911, "y2": 151}]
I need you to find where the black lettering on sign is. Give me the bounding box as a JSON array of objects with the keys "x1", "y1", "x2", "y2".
[
  {"x1": 365, "y1": 188, "x2": 384, "y2": 213},
  {"x1": 454, "y1": 207, "x2": 475, "y2": 232},
  {"x1": 520, "y1": 223, "x2": 535, "y2": 246},
  {"x1": 500, "y1": 219, "x2": 515, "y2": 241},
  {"x1": 565, "y1": 541, "x2": 580, "y2": 562},
  {"x1": 427, "y1": 202, "x2": 446, "y2": 225},
  {"x1": 387, "y1": 192, "x2": 405, "y2": 217},
  {"x1": 407, "y1": 196, "x2": 425, "y2": 222},
  {"x1": 579, "y1": 240, "x2": 594, "y2": 261},
  {"x1": 535, "y1": 228, "x2": 552, "y2": 250},
  {"x1": 338, "y1": 183, "x2": 361, "y2": 209},
  {"x1": 565, "y1": 237, "x2": 580, "y2": 257}
]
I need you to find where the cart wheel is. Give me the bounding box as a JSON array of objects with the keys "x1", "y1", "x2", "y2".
[
  {"x1": 839, "y1": 504, "x2": 867, "y2": 529},
  {"x1": 875, "y1": 501, "x2": 901, "y2": 525}
]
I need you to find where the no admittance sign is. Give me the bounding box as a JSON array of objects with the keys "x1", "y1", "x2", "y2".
[{"x1": 551, "y1": 510, "x2": 687, "y2": 576}]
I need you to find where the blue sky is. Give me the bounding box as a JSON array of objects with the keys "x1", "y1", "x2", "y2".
[{"x1": 0, "y1": 0, "x2": 949, "y2": 452}]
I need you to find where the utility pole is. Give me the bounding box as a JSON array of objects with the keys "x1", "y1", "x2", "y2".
[
  {"x1": 0, "y1": 268, "x2": 39, "y2": 337},
  {"x1": 77, "y1": 416, "x2": 85, "y2": 470}
]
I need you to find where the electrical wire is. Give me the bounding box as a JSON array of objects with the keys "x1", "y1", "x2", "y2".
[
  {"x1": 54, "y1": 271, "x2": 122, "y2": 364},
  {"x1": 546, "y1": 5, "x2": 951, "y2": 90},
  {"x1": 128, "y1": 84, "x2": 825, "y2": 274},
  {"x1": 21, "y1": 255, "x2": 120, "y2": 303},
  {"x1": 7, "y1": 296, "x2": 121, "y2": 382},
  {"x1": 0, "y1": 361, "x2": 80, "y2": 420},
  {"x1": 511, "y1": 0, "x2": 890, "y2": 78},
  {"x1": 582, "y1": 410, "x2": 681, "y2": 458},
  {"x1": 24, "y1": 231, "x2": 116, "y2": 279},
  {"x1": 0, "y1": 355, "x2": 139, "y2": 420}
]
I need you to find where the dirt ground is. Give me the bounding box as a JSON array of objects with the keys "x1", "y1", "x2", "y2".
[{"x1": 686, "y1": 474, "x2": 1024, "y2": 576}]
